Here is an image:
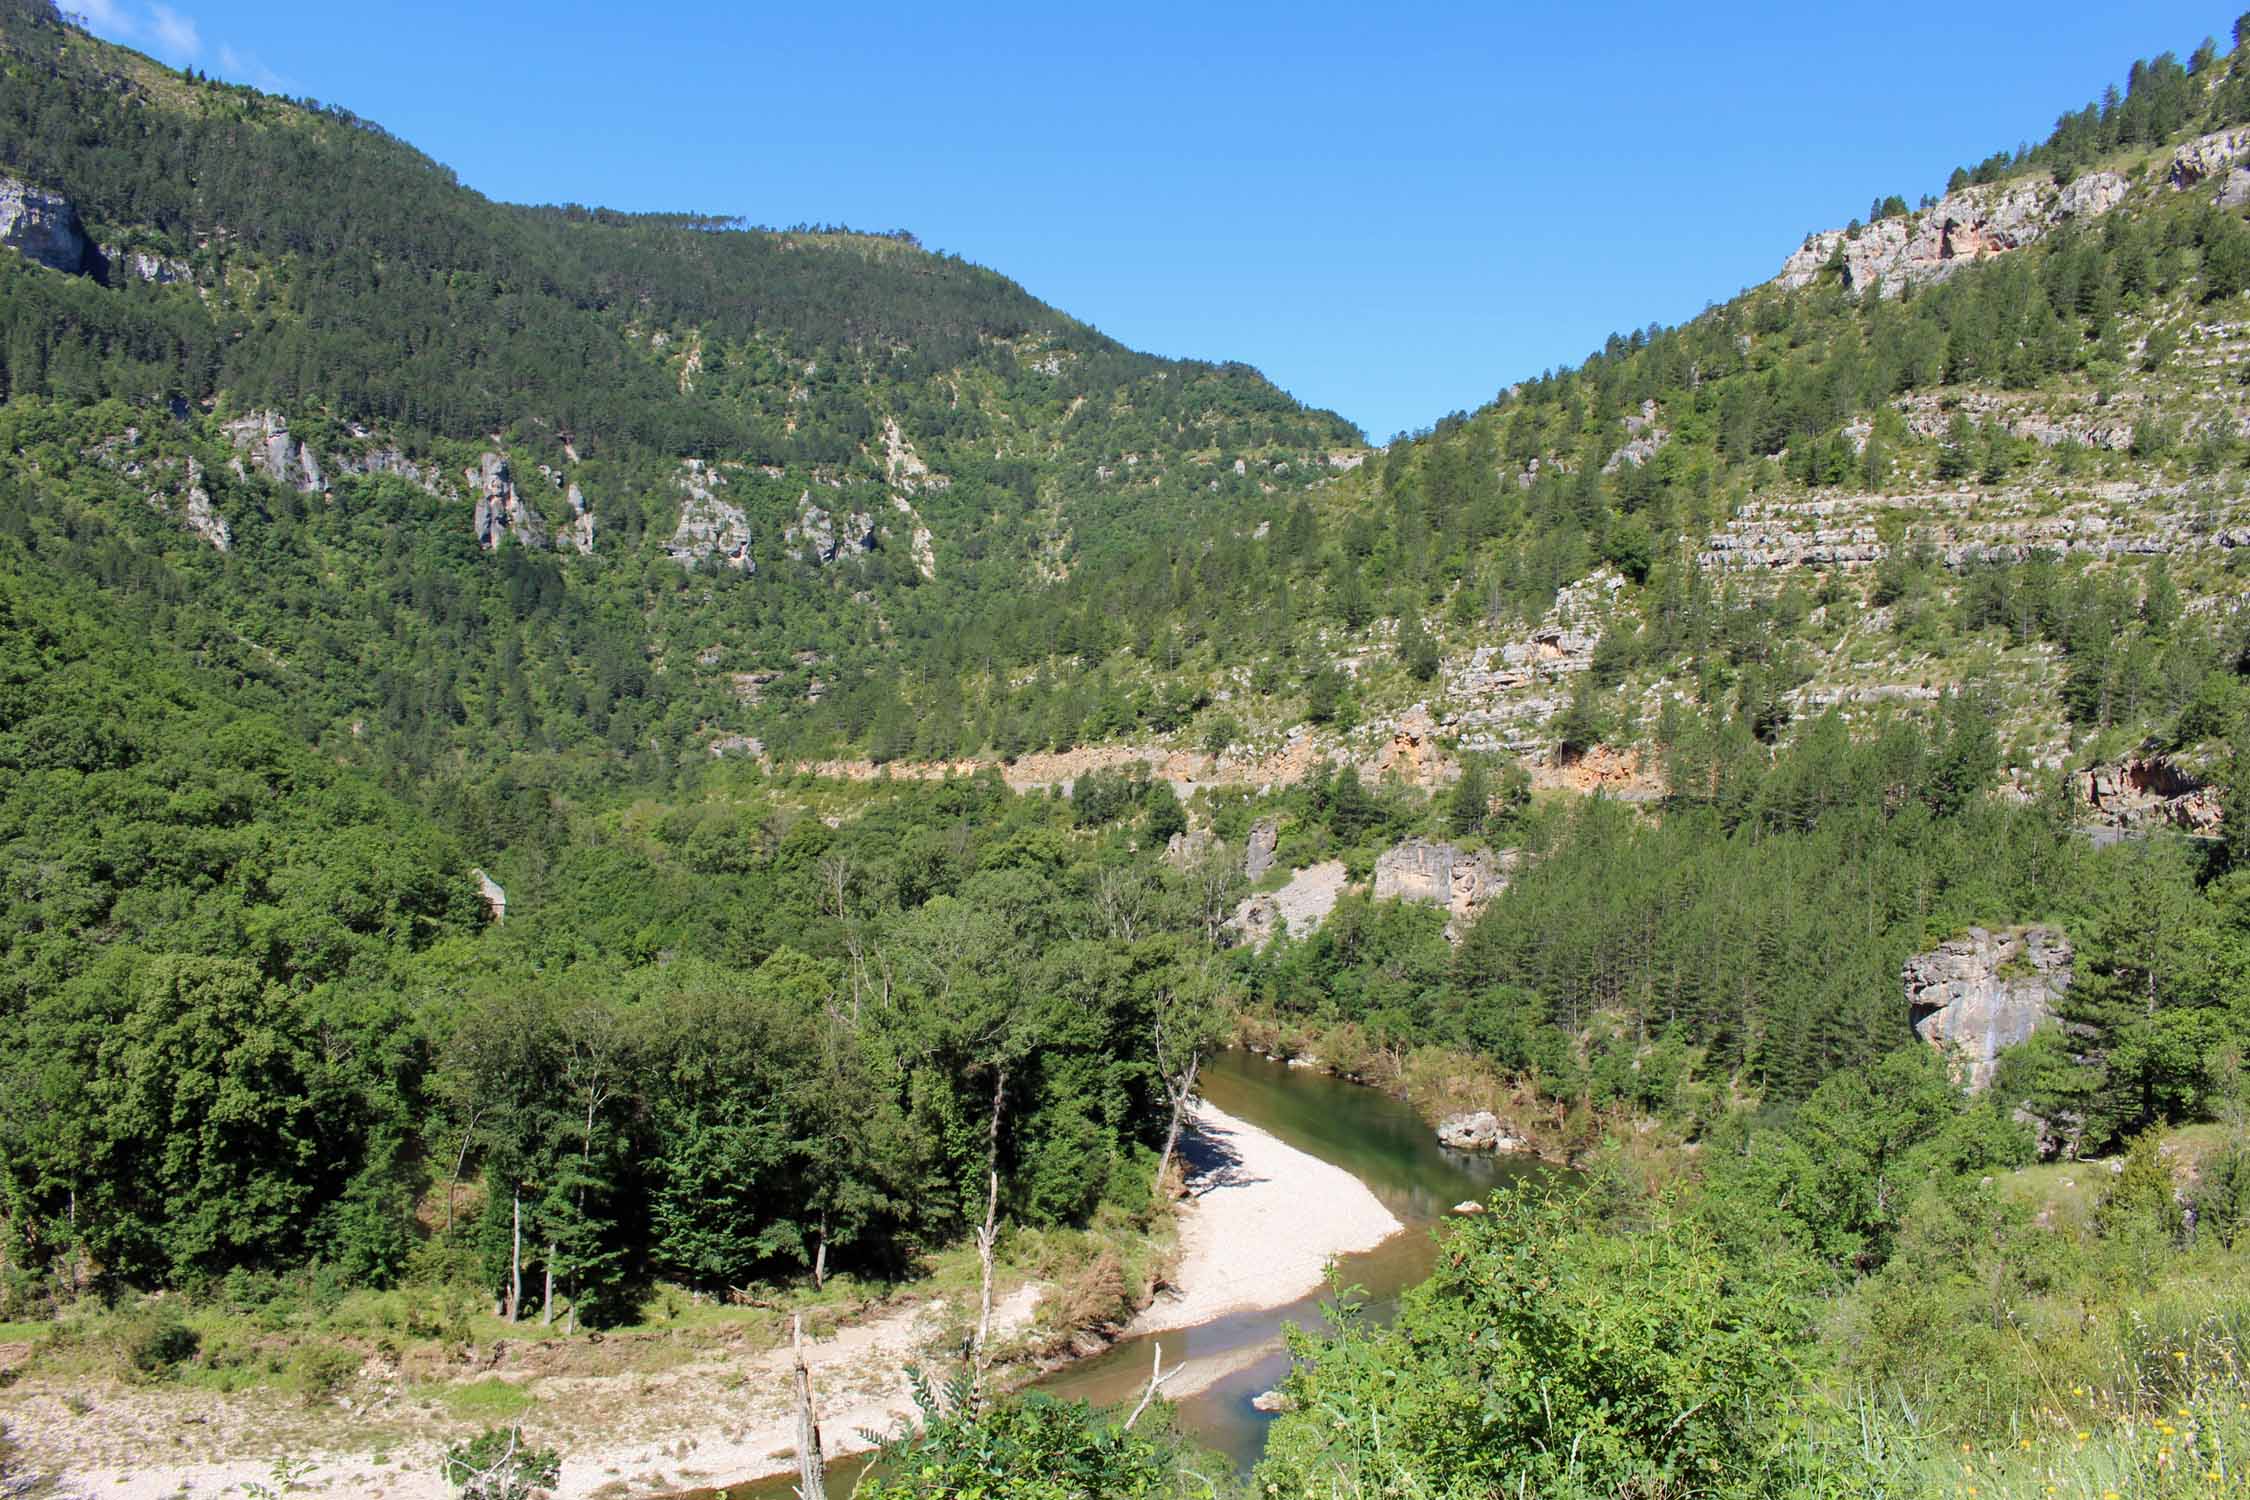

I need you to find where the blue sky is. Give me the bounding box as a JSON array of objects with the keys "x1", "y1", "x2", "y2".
[{"x1": 71, "y1": 0, "x2": 2235, "y2": 440}]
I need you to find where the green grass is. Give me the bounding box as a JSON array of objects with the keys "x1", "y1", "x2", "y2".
[{"x1": 426, "y1": 1375, "x2": 536, "y2": 1420}]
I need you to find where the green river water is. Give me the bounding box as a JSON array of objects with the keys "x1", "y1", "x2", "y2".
[{"x1": 715, "y1": 1050, "x2": 1536, "y2": 1496}]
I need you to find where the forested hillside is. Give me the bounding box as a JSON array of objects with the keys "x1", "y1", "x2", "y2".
[{"x1": 9, "y1": 2, "x2": 2250, "y2": 1498}]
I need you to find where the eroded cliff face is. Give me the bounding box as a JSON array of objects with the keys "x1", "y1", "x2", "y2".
[
  {"x1": 469, "y1": 452, "x2": 549, "y2": 551},
  {"x1": 0, "y1": 173, "x2": 98, "y2": 277},
  {"x1": 226, "y1": 411, "x2": 327, "y2": 496},
  {"x1": 785, "y1": 491, "x2": 876, "y2": 564},
  {"x1": 1904, "y1": 925, "x2": 2073, "y2": 1091},
  {"x1": 1776, "y1": 171, "x2": 2127, "y2": 297},
  {"x1": 665, "y1": 460, "x2": 753, "y2": 571},
  {"x1": 1371, "y1": 838, "x2": 1516, "y2": 933},
  {"x1": 2078, "y1": 757, "x2": 2221, "y2": 837}
]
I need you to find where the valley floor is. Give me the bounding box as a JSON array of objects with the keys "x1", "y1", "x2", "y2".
[{"x1": 4, "y1": 1105, "x2": 1397, "y2": 1498}]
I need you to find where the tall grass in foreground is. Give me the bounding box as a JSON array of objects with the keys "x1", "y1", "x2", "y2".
[{"x1": 1822, "y1": 1308, "x2": 2250, "y2": 1500}]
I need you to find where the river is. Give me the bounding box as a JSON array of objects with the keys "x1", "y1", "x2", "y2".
[{"x1": 723, "y1": 1050, "x2": 1532, "y2": 1494}]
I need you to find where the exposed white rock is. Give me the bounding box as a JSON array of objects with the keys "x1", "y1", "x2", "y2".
[
  {"x1": 1775, "y1": 172, "x2": 2126, "y2": 298},
  {"x1": 565, "y1": 481, "x2": 595, "y2": 555},
  {"x1": 468, "y1": 452, "x2": 548, "y2": 551},
  {"x1": 891, "y1": 495, "x2": 936, "y2": 579},
  {"x1": 708, "y1": 734, "x2": 765, "y2": 758},
  {"x1": 472, "y1": 868, "x2": 507, "y2": 924},
  {"x1": 1904, "y1": 925, "x2": 2072, "y2": 1091},
  {"x1": 1436, "y1": 1111, "x2": 1523, "y2": 1152},
  {"x1": 2058, "y1": 170, "x2": 2130, "y2": 219},
  {"x1": 665, "y1": 460, "x2": 753, "y2": 570},
  {"x1": 178, "y1": 460, "x2": 230, "y2": 552},
  {"x1": 1603, "y1": 399, "x2": 1668, "y2": 473},
  {"x1": 332, "y1": 445, "x2": 439, "y2": 492},
  {"x1": 1372, "y1": 838, "x2": 1512, "y2": 931},
  {"x1": 1231, "y1": 860, "x2": 1349, "y2": 949},
  {"x1": 2169, "y1": 127, "x2": 2250, "y2": 189},
  {"x1": 106, "y1": 247, "x2": 190, "y2": 284},
  {"x1": 881, "y1": 417, "x2": 929, "y2": 483},
  {"x1": 2079, "y1": 756, "x2": 2221, "y2": 836},
  {"x1": 785, "y1": 491, "x2": 877, "y2": 564},
  {"x1": 224, "y1": 410, "x2": 329, "y2": 497},
  {"x1": 1244, "y1": 817, "x2": 1280, "y2": 881}
]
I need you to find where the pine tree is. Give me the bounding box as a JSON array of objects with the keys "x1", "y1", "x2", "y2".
[{"x1": 1449, "y1": 758, "x2": 1491, "y2": 839}]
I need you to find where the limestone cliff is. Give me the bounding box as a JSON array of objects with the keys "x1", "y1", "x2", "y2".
[
  {"x1": 665, "y1": 460, "x2": 753, "y2": 571},
  {"x1": 225, "y1": 411, "x2": 328, "y2": 497},
  {"x1": 0, "y1": 173, "x2": 97, "y2": 277},
  {"x1": 468, "y1": 452, "x2": 549, "y2": 551},
  {"x1": 2078, "y1": 757, "x2": 2221, "y2": 837},
  {"x1": 1371, "y1": 838, "x2": 1513, "y2": 932},
  {"x1": 1903, "y1": 925, "x2": 2073, "y2": 1091},
  {"x1": 1776, "y1": 171, "x2": 2126, "y2": 297},
  {"x1": 785, "y1": 491, "x2": 876, "y2": 564}
]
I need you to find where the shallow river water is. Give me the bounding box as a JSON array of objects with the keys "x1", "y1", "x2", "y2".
[{"x1": 721, "y1": 1050, "x2": 1537, "y2": 1494}]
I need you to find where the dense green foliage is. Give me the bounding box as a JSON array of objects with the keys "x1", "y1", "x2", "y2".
[
  {"x1": 857, "y1": 1373, "x2": 1205, "y2": 1500},
  {"x1": 0, "y1": 536, "x2": 1251, "y2": 1318},
  {"x1": 11, "y1": 7, "x2": 2250, "y2": 1500}
]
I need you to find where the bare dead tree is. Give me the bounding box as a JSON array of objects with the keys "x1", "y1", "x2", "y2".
[
  {"x1": 1093, "y1": 864, "x2": 1150, "y2": 943},
  {"x1": 1187, "y1": 842, "x2": 1242, "y2": 949},
  {"x1": 792, "y1": 1314, "x2": 828, "y2": 1500},
  {"x1": 1152, "y1": 1013, "x2": 1203, "y2": 1194},
  {"x1": 1123, "y1": 1340, "x2": 1178, "y2": 1431},
  {"x1": 969, "y1": 1062, "x2": 1006, "y2": 1410}
]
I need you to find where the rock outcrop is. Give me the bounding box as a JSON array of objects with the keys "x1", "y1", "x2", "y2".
[
  {"x1": 332, "y1": 445, "x2": 437, "y2": 490},
  {"x1": 1436, "y1": 1111, "x2": 1522, "y2": 1152},
  {"x1": 225, "y1": 411, "x2": 328, "y2": 496},
  {"x1": 2169, "y1": 127, "x2": 2250, "y2": 189},
  {"x1": 1165, "y1": 828, "x2": 1216, "y2": 864},
  {"x1": 1603, "y1": 399, "x2": 1668, "y2": 473},
  {"x1": 1244, "y1": 818, "x2": 1280, "y2": 881},
  {"x1": 1372, "y1": 839, "x2": 1511, "y2": 930},
  {"x1": 177, "y1": 460, "x2": 230, "y2": 552},
  {"x1": 0, "y1": 174, "x2": 97, "y2": 277},
  {"x1": 1775, "y1": 171, "x2": 2126, "y2": 297},
  {"x1": 891, "y1": 495, "x2": 936, "y2": 578},
  {"x1": 565, "y1": 482, "x2": 595, "y2": 555},
  {"x1": 785, "y1": 493, "x2": 876, "y2": 564},
  {"x1": 2079, "y1": 757, "x2": 2221, "y2": 837},
  {"x1": 472, "y1": 868, "x2": 507, "y2": 924},
  {"x1": 666, "y1": 460, "x2": 753, "y2": 570},
  {"x1": 107, "y1": 246, "x2": 189, "y2": 285},
  {"x1": 1903, "y1": 925, "x2": 2073, "y2": 1091},
  {"x1": 468, "y1": 452, "x2": 548, "y2": 550}
]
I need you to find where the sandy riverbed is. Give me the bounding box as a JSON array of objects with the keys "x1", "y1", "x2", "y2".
[{"x1": 1130, "y1": 1101, "x2": 1403, "y2": 1338}]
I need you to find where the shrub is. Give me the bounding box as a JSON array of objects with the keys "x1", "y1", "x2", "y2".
[
  {"x1": 284, "y1": 1342, "x2": 361, "y2": 1404},
  {"x1": 120, "y1": 1312, "x2": 200, "y2": 1381}
]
